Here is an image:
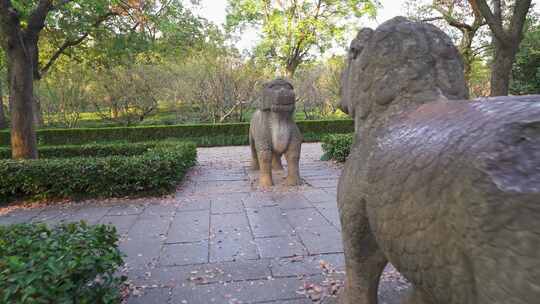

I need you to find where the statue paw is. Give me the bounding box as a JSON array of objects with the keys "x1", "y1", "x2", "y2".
[
  {"x1": 259, "y1": 176, "x2": 273, "y2": 189},
  {"x1": 286, "y1": 176, "x2": 300, "y2": 186}
]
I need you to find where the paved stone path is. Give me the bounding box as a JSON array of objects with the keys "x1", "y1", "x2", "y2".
[{"x1": 0, "y1": 143, "x2": 410, "y2": 304}]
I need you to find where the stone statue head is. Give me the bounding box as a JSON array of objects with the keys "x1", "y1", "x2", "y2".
[
  {"x1": 340, "y1": 17, "x2": 468, "y2": 125},
  {"x1": 259, "y1": 78, "x2": 296, "y2": 112}
]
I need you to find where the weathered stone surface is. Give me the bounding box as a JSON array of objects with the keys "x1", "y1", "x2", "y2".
[
  {"x1": 176, "y1": 197, "x2": 210, "y2": 212},
  {"x1": 127, "y1": 288, "x2": 171, "y2": 304},
  {"x1": 139, "y1": 203, "x2": 176, "y2": 219},
  {"x1": 313, "y1": 202, "x2": 341, "y2": 230},
  {"x1": 285, "y1": 208, "x2": 336, "y2": 230},
  {"x1": 295, "y1": 226, "x2": 343, "y2": 255},
  {"x1": 302, "y1": 189, "x2": 335, "y2": 204},
  {"x1": 107, "y1": 203, "x2": 145, "y2": 216},
  {"x1": 255, "y1": 236, "x2": 306, "y2": 258},
  {"x1": 242, "y1": 192, "x2": 277, "y2": 208},
  {"x1": 246, "y1": 207, "x2": 294, "y2": 238},
  {"x1": 272, "y1": 193, "x2": 312, "y2": 210},
  {"x1": 167, "y1": 210, "x2": 209, "y2": 243},
  {"x1": 249, "y1": 79, "x2": 303, "y2": 188},
  {"x1": 122, "y1": 217, "x2": 170, "y2": 269},
  {"x1": 160, "y1": 241, "x2": 209, "y2": 266},
  {"x1": 210, "y1": 213, "x2": 258, "y2": 262},
  {"x1": 338, "y1": 16, "x2": 540, "y2": 304},
  {"x1": 269, "y1": 254, "x2": 345, "y2": 277},
  {"x1": 172, "y1": 277, "x2": 310, "y2": 303},
  {"x1": 141, "y1": 259, "x2": 272, "y2": 286},
  {"x1": 210, "y1": 193, "x2": 247, "y2": 214},
  {"x1": 99, "y1": 214, "x2": 139, "y2": 235}
]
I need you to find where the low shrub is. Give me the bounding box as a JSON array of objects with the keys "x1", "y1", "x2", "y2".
[
  {"x1": 0, "y1": 142, "x2": 197, "y2": 203},
  {"x1": 0, "y1": 119, "x2": 353, "y2": 146},
  {"x1": 0, "y1": 222, "x2": 124, "y2": 304},
  {"x1": 321, "y1": 133, "x2": 354, "y2": 162},
  {"x1": 0, "y1": 141, "x2": 163, "y2": 159}
]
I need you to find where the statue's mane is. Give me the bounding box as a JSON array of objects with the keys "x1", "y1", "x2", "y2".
[{"x1": 341, "y1": 17, "x2": 468, "y2": 121}]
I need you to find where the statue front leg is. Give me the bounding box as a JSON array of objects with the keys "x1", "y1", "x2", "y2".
[
  {"x1": 272, "y1": 153, "x2": 283, "y2": 170},
  {"x1": 285, "y1": 142, "x2": 301, "y2": 186},
  {"x1": 257, "y1": 150, "x2": 273, "y2": 188},
  {"x1": 250, "y1": 134, "x2": 259, "y2": 170},
  {"x1": 338, "y1": 177, "x2": 387, "y2": 304}
]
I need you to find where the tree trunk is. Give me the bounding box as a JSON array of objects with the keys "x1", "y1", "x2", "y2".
[
  {"x1": 459, "y1": 29, "x2": 475, "y2": 88},
  {"x1": 8, "y1": 46, "x2": 38, "y2": 159},
  {"x1": 286, "y1": 59, "x2": 300, "y2": 79},
  {"x1": 0, "y1": 84, "x2": 7, "y2": 129},
  {"x1": 471, "y1": 0, "x2": 532, "y2": 96},
  {"x1": 490, "y1": 38, "x2": 517, "y2": 96}
]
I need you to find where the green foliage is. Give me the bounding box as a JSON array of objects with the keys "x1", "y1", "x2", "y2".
[
  {"x1": 511, "y1": 13, "x2": 540, "y2": 95},
  {"x1": 321, "y1": 133, "x2": 353, "y2": 162},
  {"x1": 0, "y1": 120, "x2": 353, "y2": 146},
  {"x1": 0, "y1": 141, "x2": 166, "y2": 159},
  {"x1": 469, "y1": 58, "x2": 491, "y2": 97},
  {"x1": 226, "y1": 0, "x2": 378, "y2": 76},
  {"x1": 0, "y1": 142, "x2": 197, "y2": 203},
  {"x1": 0, "y1": 222, "x2": 124, "y2": 304}
]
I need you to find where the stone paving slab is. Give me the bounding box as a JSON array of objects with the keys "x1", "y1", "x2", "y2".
[
  {"x1": 161, "y1": 242, "x2": 209, "y2": 266},
  {"x1": 246, "y1": 207, "x2": 294, "y2": 238},
  {"x1": 167, "y1": 210, "x2": 210, "y2": 243},
  {"x1": 255, "y1": 236, "x2": 306, "y2": 258},
  {"x1": 172, "y1": 276, "x2": 319, "y2": 304},
  {"x1": 0, "y1": 143, "x2": 410, "y2": 304}
]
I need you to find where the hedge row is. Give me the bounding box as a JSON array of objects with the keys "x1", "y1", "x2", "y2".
[
  {"x1": 0, "y1": 141, "x2": 163, "y2": 159},
  {"x1": 0, "y1": 142, "x2": 197, "y2": 203},
  {"x1": 321, "y1": 133, "x2": 354, "y2": 162},
  {"x1": 0, "y1": 120, "x2": 353, "y2": 146},
  {"x1": 0, "y1": 222, "x2": 124, "y2": 303}
]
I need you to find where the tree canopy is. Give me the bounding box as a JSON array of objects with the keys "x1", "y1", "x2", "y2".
[{"x1": 226, "y1": 0, "x2": 378, "y2": 77}]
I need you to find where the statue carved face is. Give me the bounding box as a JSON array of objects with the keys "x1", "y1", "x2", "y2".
[
  {"x1": 260, "y1": 79, "x2": 296, "y2": 112},
  {"x1": 340, "y1": 17, "x2": 468, "y2": 124}
]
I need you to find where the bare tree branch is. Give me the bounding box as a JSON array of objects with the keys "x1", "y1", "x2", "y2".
[
  {"x1": 509, "y1": 0, "x2": 532, "y2": 38},
  {"x1": 470, "y1": 0, "x2": 508, "y2": 42}
]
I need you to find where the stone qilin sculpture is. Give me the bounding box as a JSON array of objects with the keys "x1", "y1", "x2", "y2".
[
  {"x1": 337, "y1": 17, "x2": 540, "y2": 304},
  {"x1": 249, "y1": 79, "x2": 302, "y2": 188}
]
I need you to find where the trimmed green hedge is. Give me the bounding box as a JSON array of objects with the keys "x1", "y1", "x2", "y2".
[
  {"x1": 0, "y1": 142, "x2": 197, "y2": 203},
  {"x1": 321, "y1": 133, "x2": 354, "y2": 162},
  {"x1": 0, "y1": 141, "x2": 163, "y2": 159},
  {"x1": 0, "y1": 222, "x2": 124, "y2": 304},
  {"x1": 0, "y1": 120, "x2": 353, "y2": 146}
]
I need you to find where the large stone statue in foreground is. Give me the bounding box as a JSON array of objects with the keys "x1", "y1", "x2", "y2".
[
  {"x1": 338, "y1": 17, "x2": 540, "y2": 304},
  {"x1": 250, "y1": 79, "x2": 302, "y2": 188}
]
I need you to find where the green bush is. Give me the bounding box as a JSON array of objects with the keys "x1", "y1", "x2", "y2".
[
  {"x1": 0, "y1": 141, "x2": 164, "y2": 159},
  {"x1": 0, "y1": 120, "x2": 353, "y2": 146},
  {"x1": 0, "y1": 222, "x2": 124, "y2": 304},
  {"x1": 321, "y1": 133, "x2": 354, "y2": 162},
  {"x1": 0, "y1": 142, "x2": 197, "y2": 203}
]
